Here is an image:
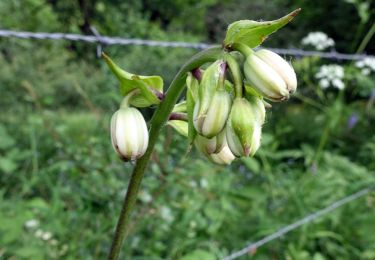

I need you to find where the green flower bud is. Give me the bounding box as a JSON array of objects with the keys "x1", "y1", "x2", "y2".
[
  {"x1": 193, "y1": 90, "x2": 232, "y2": 138},
  {"x1": 110, "y1": 107, "x2": 148, "y2": 161},
  {"x1": 195, "y1": 130, "x2": 226, "y2": 155},
  {"x1": 226, "y1": 97, "x2": 264, "y2": 157},
  {"x1": 192, "y1": 60, "x2": 232, "y2": 138},
  {"x1": 186, "y1": 72, "x2": 200, "y2": 143},
  {"x1": 244, "y1": 49, "x2": 297, "y2": 102}
]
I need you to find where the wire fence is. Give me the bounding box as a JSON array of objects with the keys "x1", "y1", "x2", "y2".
[
  {"x1": 0, "y1": 29, "x2": 374, "y2": 61},
  {"x1": 223, "y1": 187, "x2": 373, "y2": 260},
  {"x1": 1, "y1": 28, "x2": 373, "y2": 258}
]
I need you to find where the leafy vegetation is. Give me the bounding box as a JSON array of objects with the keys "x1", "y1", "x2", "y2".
[{"x1": 0, "y1": 1, "x2": 374, "y2": 259}]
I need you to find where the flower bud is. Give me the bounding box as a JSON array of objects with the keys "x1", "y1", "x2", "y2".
[
  {"x1": 192, "y1": 60, "x2": 232, "y2": 138},
  {"x1": 193, "y1": 90, "x2": 232, "y2": 138},
  {"x1": 195, "y1": 130, "x2": 226, "y2": 155},
  {"x1": 244, "y1": 49, "x2": 297, "y2": 102},
  {"x1": 209, "y1": 144, "x2": 236, "y2": 165},
  {"x1": 226, "y1": 97, "x2": 264, "y2": 157},
  {"x1": 110, "y1": 107, "x2": 149, "y2": 161}
]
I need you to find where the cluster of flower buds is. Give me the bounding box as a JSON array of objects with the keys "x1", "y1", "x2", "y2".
[
  {"x1": 105, "y1": 10, "x2": 300, "y2": 164},
  {"x1": 166, "y1": 9, "x2": 300, "y2": 165},
  {"x1": 168, "y1": 47, "x2": 297, "y2": 165}
]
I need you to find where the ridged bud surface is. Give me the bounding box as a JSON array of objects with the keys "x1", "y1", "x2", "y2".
[
  {"x1": 193, "y1": 90, "x2": 231, "y2": 138},
  {"x1": 226, "y1": 98, "x2": 264, "y2": 157},
  {"x1": 110, "y1": 107, "x2": 149, "y2": 161},
  {"x1": 244, "y1": 49, "x2": 297, "y2": 102}
]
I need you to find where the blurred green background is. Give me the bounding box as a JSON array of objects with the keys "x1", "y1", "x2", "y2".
[{"x1": 0, "y1": 0, "x2": 375, "y2": 259}]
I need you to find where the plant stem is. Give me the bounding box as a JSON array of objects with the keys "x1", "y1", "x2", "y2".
[
  {"x1": 356, "y1": 22, "x2": 375, "y2": 54},
  {"x1": 107, "y1": 46, "x2": 223, "y2": 260},
  {"x1": 230, "y1": 42, "x2": 254, "y2": 57},
  {"x1": 224, "y1": 53, "x2": 243, "y2": 98},
  {"x1": 120, "y1": 89, "x2": 139, "y2": 108}
]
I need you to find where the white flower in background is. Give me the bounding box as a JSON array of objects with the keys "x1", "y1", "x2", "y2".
[
  {"x1": 35, "y1": 229, "x2": 44, "y2": 238},
  {"x1": 200, "y1": 178, "x2": 208, "y2": 188},
  {"x1": 160, "y1": 206, "x2": 174, "y2": 223},
  {"x1": 315, "y1": 65, "x2": 345, "y2": 90},
  {"x1": 41, "y1": 231, "x2": 53, "y2": 241},
  {"x1": 131, "y1": 236, "x2": 140, "y2": 248},
  {"x1": 355, "y1": 57, "x2": 375, "y2": 76},
  {"x1": 138, "y1": 190, "x2": 152, "y2": 203},
  {"x1": 24, "y1": 219, "x2": 39, "y2": 229},
  {"x1": 189, "y1": 180, "x2": 198, "y2": 188},
  {"x1": 301, "y1": 32, "x2": 335, "y2": 51},
  {"x1": 49, "y1": 239, "x2": 58, "y2": 246},
  {"x1": 59, "y1": 244, "x2": 69, "y2": 256},
  {"x1": 34, "y1": 229, "x2": 53, "y2": 241},
  {"x1": 189, "y1": 220, "x2": 197, "y2": 229}
]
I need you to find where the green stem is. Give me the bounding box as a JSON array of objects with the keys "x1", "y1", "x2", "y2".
[
  {"x1": 356, "y1": 22, "x2": 375, "y2": 54},
  {"x1": 224, "y1": 53, "x2": 243, "y2": 98},
  {"x1": 230, "y1": 42, "x2": 254, "y2": 57},
  {"x1": 107, "y1": 46, "x2": 223, "y2": 260},
  {"x1": 120, "y1": 89, "x2": 140, "y2": 108},
  {"x1": 312, "y1": 92, "x2": 344, "y2": 167},
  {"x1": 293, "y1": 92, "x2": 326, "y2": 112}
]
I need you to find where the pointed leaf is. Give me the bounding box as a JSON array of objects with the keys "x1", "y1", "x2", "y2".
[
  {"x1": 102, "y1": 53, "x2": 163, "y2": 107},
  {"x1": 224, "y1": 9, "x2": 301, "y2": 48}
]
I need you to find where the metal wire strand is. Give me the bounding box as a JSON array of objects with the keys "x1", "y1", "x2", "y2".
[
  {"x1": 0, "y1": 28, "x2": 373, "y2": 259},
  {"x1": 0, "y1": 29, "x2": 373, "y2": 61},
  {"x1": 223, "y1": 187, "x2": 372, "y2": 260}
]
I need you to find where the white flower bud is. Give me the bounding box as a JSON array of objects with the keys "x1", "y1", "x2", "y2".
[
  {"x1": 244, "y1": 49, "x2": 297, "y2": 101},
  {"x1": 195, "y1": 130, "x2": 225, "y2": 155},
  {"x1": 209, "y1": 145, "x2": 236, "y2": 165},
  {"x1": 110, "y1": 107, "x2": 149, "y2": 161}
]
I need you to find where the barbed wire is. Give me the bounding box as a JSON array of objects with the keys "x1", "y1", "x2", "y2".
[
  {"x1": 1, "y1": 28, "x2": 373, "y2": 258},
  {"x1": 223, "y1": 187, "x2": 373, "y2": 260},
  {"x1": 0, "y1": 29, "x2": 373, "y2": 61}
]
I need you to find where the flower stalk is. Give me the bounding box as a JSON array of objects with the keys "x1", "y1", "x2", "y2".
[
  {"x1": 106, "y1": 9, "x2": 300, "y2": 259},
  {"x1": 107, "y1": 46, "x2": 223, "y2": 260}
]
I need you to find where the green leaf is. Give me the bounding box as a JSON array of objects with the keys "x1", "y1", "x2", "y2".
[
  {"x1": 173, "y1": 101, "x2": 187, "y2": 113},
  {"x1": 224, "y1": 9, "x2": 301, "y2": 48},
  {"x1": 102, "y1": 53, "x2": 163, "y2": 107},
  {"x1": 186, "y1": 73, "x2": 199, "y2": 143},
  {"x1": 167, "y1": 120, "x2": 188, "y2": 137}
]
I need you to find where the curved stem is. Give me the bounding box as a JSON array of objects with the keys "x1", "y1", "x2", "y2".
[
  {"x1": 107, "y1": 46, "x2": 223, "y2": 260},
  {"x1": 231, "y1": 42, "x2": 254, "y2": 57},
  {"x1": 224, "y1": 53, "x2": 243, "y2": 98},
  {"x1": 120, "y1": 89, "x2": 140, "y2": 108}
]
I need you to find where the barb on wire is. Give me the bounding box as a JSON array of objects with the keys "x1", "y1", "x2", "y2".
[
  {"x1": 0, "y1": 29, "x2": 373, "y2": 61},
  {"x1": 223, "y1": 187, "x2": 372, "y2": 260},
  {"x1": 90, "y1": 26, "x2": 104, "y2": 58}
]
